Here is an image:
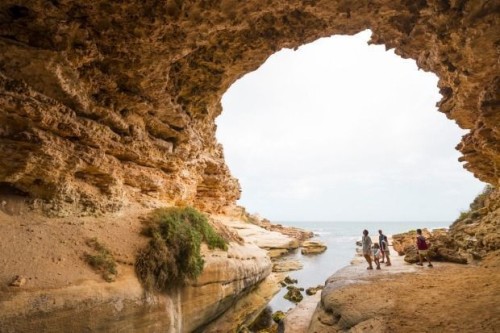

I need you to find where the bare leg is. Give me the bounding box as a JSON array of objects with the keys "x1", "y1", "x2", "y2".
[
  {"x1": 386, "y1": 255, "x2": 391, "y2": 266},
  {"x1": 427, "y1": 255, "x2": 433, "y2": 267},
  {"x1": 375, "y1": 258, "x2": 381, "y2": 269},
  {"x1": 364, "y1": 254, "x2": 373, "y2": 269},
  {"x1": 380, "y1": 251, "x2": 385, "y2": 263},
  {"x1": 417, "y1": 253, "x2": 423, "y2": 266}
]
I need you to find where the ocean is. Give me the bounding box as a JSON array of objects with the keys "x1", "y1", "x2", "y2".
[{"x1": 268, "y1": 220, "x2": 448, "y2": 312}]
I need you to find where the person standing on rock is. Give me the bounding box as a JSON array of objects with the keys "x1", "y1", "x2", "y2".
[
  {"x1": 372, "y1": 243, "x2": 382, "y2": 269},
  {"x1": 378, "y1": 229, "x2": 387, "y2": 263},
  {"x1": 362, "y1": 229, "x2": 373, "y2": 270},
  {"x1": 416, "y1": 229, "x2": 433, "y2": 267},
  {"x1": 381, "y1": 235, "x2": 391, "y2": 266}
]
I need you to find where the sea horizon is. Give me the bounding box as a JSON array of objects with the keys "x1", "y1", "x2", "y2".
[{"x1": 268, "y1": 220, "x2": 448, "y2": 312}]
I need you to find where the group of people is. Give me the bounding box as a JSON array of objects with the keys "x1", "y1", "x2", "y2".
[
  {"x1": 361, "y1": 229, "x2": 391, "y2": 270},
  {"x1": 361, "y1": 228, "x2": 432, "y2": 270}
]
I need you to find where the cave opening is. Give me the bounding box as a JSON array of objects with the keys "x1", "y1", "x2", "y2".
[{"x1": 216, "y1": 30, "x2": 485, "y2": 223}]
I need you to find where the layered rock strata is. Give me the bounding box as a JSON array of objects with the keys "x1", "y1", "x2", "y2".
[
  {"x1": 0, "y1": 247, "x2": 273, "y2": 333},
  {"x1": 301, "y1": 240, "x2": 327, "y2": 255},
  {"x1": 0, "y1": 208, "x2": 294, "y2": 332},
  {"x1": 0, "y1": 0, "x2": 498, "y2": 215}
]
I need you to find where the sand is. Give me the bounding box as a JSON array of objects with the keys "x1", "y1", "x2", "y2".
[{"x1": 307, "y1": 241, "x2": 500, "y2": 333}]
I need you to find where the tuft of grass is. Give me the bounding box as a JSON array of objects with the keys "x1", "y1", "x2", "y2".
[
  {"x1": 135, "y1": 207, "x2": 227, "y2": 291},
  {"x1": 85, "y1": 238, "x2": 117, "y2": 282}
]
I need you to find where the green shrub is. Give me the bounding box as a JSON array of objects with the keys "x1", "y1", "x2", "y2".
[
  {"x1": 85, "y1": 238, "x2": 117, "y2": 282},
  {"x1": 135, "y1": 207, "x2": 227, "y2": 291}
]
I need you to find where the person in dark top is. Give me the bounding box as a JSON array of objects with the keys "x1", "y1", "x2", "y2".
[
  {"x1": 381, "y1": 235, "x2": 391, "y2": 266},
  {"x1": 416, "y1": 228, "x2": 433, "y2": 267},
  {"x1": 378, "y1": 229, "x2": 386, "y2": 263}
]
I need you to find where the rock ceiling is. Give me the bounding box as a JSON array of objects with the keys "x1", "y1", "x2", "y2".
[{"x1": 0, "y1": 0, "x2": 498, "y2": 214}]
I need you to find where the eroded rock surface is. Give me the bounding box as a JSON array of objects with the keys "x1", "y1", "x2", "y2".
[
  {"x1": 308, "y1": 252, "x2": 500, "y2": 333},
  {"x1": 301, "y1": 240, "x2": 327, "y2": 255},
  {"x1": 391, "y1": 187, "x2": 500, "y2": 264},
  {"x1": 0, "y1": 0, "x2": 498, "y2": 216},
  {"x1": 0, "y1": 209, "x2": 276, "y2": 333},
  {"x1": 1, "y1": 1, "x2": 499, "y2": 332},
  {"x1": 449, "y1": 186, "x2": 500, "y2": 259}
]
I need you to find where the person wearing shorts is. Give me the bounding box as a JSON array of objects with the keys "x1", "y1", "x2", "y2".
[
  {"x1": 372, "y1": 243, "x2": 382, "y2": 269},
  {"x1": 362, "y1": 229, "x2": 373, "y2": 270},
  {"x1": 381, "y1": 235, "x2": 391, "y2": 266},
  {"x1": 378, "y1": 230, "x2": 386, "y2": 263},
  {"x1": 416, "y1": 228, "x2": 433, "y2": 267}
]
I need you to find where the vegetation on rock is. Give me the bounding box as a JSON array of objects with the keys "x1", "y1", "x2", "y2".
[
  {"x1": 271, "y1": 310, "x2": 285, "y2": 323},
  {"x1": 135, "y1": 207, "x2": 227, "y2": 291},
  {"x1": 452, "y1": 185, "x2": 494, "y2": 225},
  {"x1": 84, "y1": 238, "x2": 117, "y2": 282},
  {"x1": 284, "y1": 285, "x2": 304, "y2": 303}
]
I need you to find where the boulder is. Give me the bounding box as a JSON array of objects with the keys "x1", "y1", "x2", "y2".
[
  {"x1": 301, "y1": 240, "x2": 327, "y2": 255},
  {"x1": 284, "y1": 276, "x2": 298, "y2": 285},
  {"x1": 306, "y1": 285, "x2": 324, "y2": 296},
  {"x1": 272, "y1": 260, "x2": 303, "y2": 273},
  {"x1": 272, "y1": 310, "x2": 286, "y2": 323},
  {"x1": 284, "y1": 286, "x2": 304, "y2": 303}
]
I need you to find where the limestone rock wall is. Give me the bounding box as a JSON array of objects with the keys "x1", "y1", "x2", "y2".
[
  {"x1": 449, "y1": 186, "x2": 500, "y2": 259},
  {"x1": 0, "y1": 243, "x2": 273, "y2": 333},
  {"x1": 0, "y1": 0, "x2": 498, "y2": 215}
]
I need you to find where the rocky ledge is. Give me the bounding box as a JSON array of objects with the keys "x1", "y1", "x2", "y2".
[
  {"x1": 392, "y1": 186, "x2": 499, "y2": 264},
  {"x1": 0, "y1": 206, "x2": 306, "y2": 332},
  {"x1": 308, "y1": 242, "x2": 500, "y2": 333},
  {"x1": 301, "y1": 240, "x2": 327, "y2": 255}
]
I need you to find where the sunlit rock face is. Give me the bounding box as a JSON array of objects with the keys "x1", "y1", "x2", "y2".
[{"x1": 0, "y1": 0, "x2": 498, "y2": 215}]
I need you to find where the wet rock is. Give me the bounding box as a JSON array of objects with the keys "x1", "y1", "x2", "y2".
[
  {"x1": 301, "y1": 240, "x2": 327, "y2": 255},
  {"x1": 283, "y1": 276, "x2": 298, "y2": 285},
  {"x1": 248, "y1": 306, "x2": 273, "y2": 331},
  {"x1": 284, "y1": 286, "x2": 304, "y2": 303},
  {"x1": 272, "y1": 260, "x2": 303, "y2": 272},
  {"x1": 272, "y1": 310, "x2": 285, "y2": 323},
  {"x1": 252, "y1": 217, "x2": 314, "y2": 242},
  {"x1": 306, "y1": 285, "x2": 324, "y2": 296}
]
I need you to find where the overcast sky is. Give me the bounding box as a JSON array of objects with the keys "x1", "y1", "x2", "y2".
[{"x1": 216, "y1": 30, "x2": 485, "y2": 222}]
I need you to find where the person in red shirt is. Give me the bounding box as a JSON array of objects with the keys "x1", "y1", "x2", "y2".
[{"x1": 416, "y1": 229, "x2": 433, "y2": 267}]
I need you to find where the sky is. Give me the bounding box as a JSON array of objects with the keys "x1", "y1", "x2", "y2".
[{"x1": 216, "y1": 30, "x2": 485, "y2": 222}]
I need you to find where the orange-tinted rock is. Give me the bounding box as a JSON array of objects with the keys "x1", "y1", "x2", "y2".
[
  {"x1": 449, "y1": 186, "x2": 500, "y2": 259},
  {"x1": 0, "y1": 1, "x2": 498, "y2": 216}
]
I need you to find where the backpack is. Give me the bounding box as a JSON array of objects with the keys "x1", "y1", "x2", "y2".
[{"x1": 417, "y1": 236, "x2": 428, "y2": 250}]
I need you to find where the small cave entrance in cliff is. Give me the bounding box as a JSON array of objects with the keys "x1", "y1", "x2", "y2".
[{"x1": 217, "y1": 30, "x2": 484, "y2": 222}]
